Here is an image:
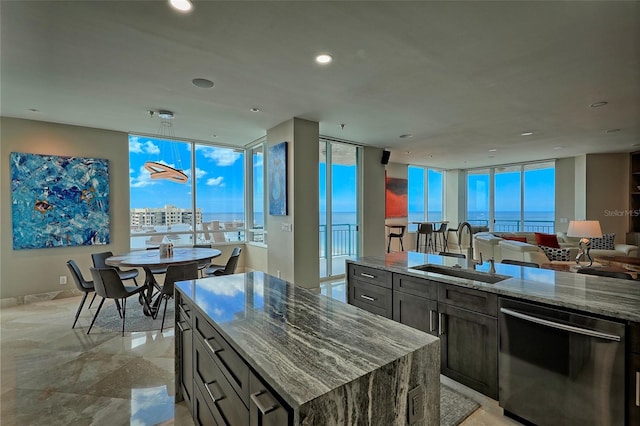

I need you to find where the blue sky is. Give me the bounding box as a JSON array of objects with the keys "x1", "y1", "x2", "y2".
[{"x1": 128, "y1": 135, "x2": 245, "y2": 213}]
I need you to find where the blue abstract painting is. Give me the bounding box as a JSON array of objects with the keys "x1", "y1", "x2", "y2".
[
  {"x1": 268, "y1": 141, "x2": 288, "y2": 216},
  {"x1": 10, "y1": 152, "x2": 110, "y2": 249}
]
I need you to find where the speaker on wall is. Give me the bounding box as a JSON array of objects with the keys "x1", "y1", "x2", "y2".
[{"x1": 381, "y1": 150, "x2": 391, "y2": 165}]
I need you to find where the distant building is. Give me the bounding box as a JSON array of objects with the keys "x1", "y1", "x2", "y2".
[{"x1": 130, "y1": 205, "x2": 202, "y2": 228}]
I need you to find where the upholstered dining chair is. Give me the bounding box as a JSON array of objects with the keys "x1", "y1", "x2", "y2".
[
  {"x1": 156, "y1": 262, "x2": 199, "y2": 332},
  {"x1": 205, "y1": 247, "x2": 242, "y2": 277},
  {"x1": 87, "y1": 267, "x2": 146, "y2": 336},
  {"x1": 193, "y1": 243, "x2": 214, "y2": 277},
  {"x1": 67, "y1": 259, "x2": 97, "y2": 329},
  {"x1": 91, "y1": 251, "x2": 139, "y2": 286}
]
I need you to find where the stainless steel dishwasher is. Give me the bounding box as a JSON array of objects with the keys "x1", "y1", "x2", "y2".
[{"x1": 499, "y1": 298, "x2": 625, "y2": 425}]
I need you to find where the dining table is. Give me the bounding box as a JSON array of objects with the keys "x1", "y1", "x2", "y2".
[{"x1": 106, "y1": 247, "x2": 222, "y2": 316}]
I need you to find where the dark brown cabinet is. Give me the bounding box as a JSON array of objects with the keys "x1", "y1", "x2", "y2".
[
  {"x1": 437, "y1": 303, "x2": 498, "y2": 399},
  {"x1": 392, "y1": 274, "x2": 438, "y2": 335},
  {"x1": 177, "y1": 290, "x2": 293, "y2": 426}
]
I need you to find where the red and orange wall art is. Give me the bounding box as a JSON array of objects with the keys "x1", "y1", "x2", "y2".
[{"x1": 385, "y1": 176, "x2": 408, "y2": 218}]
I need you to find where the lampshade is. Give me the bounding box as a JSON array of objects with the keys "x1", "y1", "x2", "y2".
[{"x1": 567, "y1": 220, "x2": 603, "y2": 238}]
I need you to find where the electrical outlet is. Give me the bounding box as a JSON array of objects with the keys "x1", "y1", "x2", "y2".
[
  {"x1": 59, "y1": 276, "x2": 67, "y2": 285},
  {"x1": 408, "y1": 385, "x2": 424, "y2": 425},
  {"x1": 277, "y1": 270, "x2": 281, "y2": 278}
]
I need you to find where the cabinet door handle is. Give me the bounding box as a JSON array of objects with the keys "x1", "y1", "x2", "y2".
[
  {"x1": 360, "y1": 272, "x2": 375, "y2": 279},
  {"x1": 360, "y1": 294, "x2": 376, "y2": 302},
  {"x1": 251, "y1": 391, "x2": 278, "y2": 415},
  {"x1": 177, "y1": 321, "x2": 189, "y2": 333},
  {"x1": 636, "y1": 371, "x2": 639, "y2": 407},
  {"x1": 204, "y1": 338, "x2": 223, "y2": 354},
  {"x1": 205, "y1": 380, "x2": 225, "y2": 403},
  {"x1": 438, "y1": 313, "x2": 445, "y2": 336},
  {"x1": 429, "y1": 310, "x2": 436, "y2": 333},
  {"x1": 178, "y1": 305, "x2": 190, "y2": 319}
]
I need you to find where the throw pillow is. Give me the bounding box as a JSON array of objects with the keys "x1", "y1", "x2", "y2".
[
  {"x1": 535, "y1": 232, "x2": 560, "y2": 248},
  {"x1": 539, "y1": 245, "x2": 572, "y2": 261},
  {"x1": 503, "y1": 236, "x2": 528, "y2": 243},
  {"x1": 590, "y1": 233, "x2": 615, "y2": 250}
]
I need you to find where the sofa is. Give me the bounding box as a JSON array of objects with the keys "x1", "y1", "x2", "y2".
[{"x1": 473, "y1": 231, "x2": 639, "y2": 266}]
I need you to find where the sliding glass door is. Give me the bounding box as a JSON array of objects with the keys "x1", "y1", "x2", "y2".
[{"x1": 319, "y1": 141, "x2": 360, "y2": 278}]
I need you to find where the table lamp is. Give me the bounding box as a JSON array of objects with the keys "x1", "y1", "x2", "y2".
[{"x1": 567, "y1": 220, "x2": 603, "y2": 267}]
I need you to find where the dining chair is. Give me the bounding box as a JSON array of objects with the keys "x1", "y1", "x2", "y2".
[
  {"x1": 205, "y1": 247, "x2": 242, "y2": 276},
  {"x1": 433, "y1": 223, "x2": 448, "y2": 252},
  {"x1": 387, "y1": 225, "x2": 406, "y2": 253},
  {"x1": 501, "y1": 259, "x2": 540, "y2": 268},
  {"x1": 145, "y1": 247, "x2": 168, "y2": 275},
  {"x1": 91, "y1": 251, "x2": 139, "y2": 286},
  {"x1": 87, "y1": 267, "x2": 146, "y2": 336},
  {"x1": 577, "y1": 268, "x2": 634, "y2": 280},
  {"x1": 155, "y1": 262, "x2": 199, "y2": 332},
  {"x1": 439, "y1": 252, "x2": 466, "y2": 259},
  {"x1": 417, "y1": 223, "x2": 434, "y2": 253},
  {"x1": 67, "y1": 259, "x2": 97, "y2": 329}
]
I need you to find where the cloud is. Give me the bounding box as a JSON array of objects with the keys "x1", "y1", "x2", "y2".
[
  {"x1": 199, "y1": 146, "x2": 241, "y2": 166},
  {"x1": 206, "y1": 176, "x2": 224, "y2": 187},
  {"x1": 129, "y1": 136, "x2": 160, "y2": 155},
  {"x1": 195, "y1": 167, "x2": 207, "y2": 179}
]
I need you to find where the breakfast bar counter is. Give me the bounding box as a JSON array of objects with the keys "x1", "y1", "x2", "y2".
[{"x1": 175, "y1": 271, "x2": 440, "y2": 425}]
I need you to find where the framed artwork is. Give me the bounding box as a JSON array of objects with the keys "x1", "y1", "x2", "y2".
[
  {"x1": 385, "y1": 175, "x2": 408, "y2": 218},
  {"x1": 268, "y1": 141, "x2": 288, "y2": 216},
  {"x1": 10, "y1": 152, "x2": 110, "y2": 249}
]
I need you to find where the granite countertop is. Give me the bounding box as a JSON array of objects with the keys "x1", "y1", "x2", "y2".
[
  {"x1": 348, "y1": 252, "x2": 640, "y2": 323},
  {"x1": 176, "y1": 271, "x2": 439, "y2": 409}
]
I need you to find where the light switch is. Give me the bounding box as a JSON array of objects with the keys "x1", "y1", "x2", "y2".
[
  {"x1": 281, "y1": 223, "x2": 292, "y2": 232},
  {"x1": 408, "y1": 385, "x2": 424, "y2": 424}
]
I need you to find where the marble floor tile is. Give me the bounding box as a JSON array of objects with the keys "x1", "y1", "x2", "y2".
[{"x1": 1, "y1": 294, "x2": 518, "y2": 426}]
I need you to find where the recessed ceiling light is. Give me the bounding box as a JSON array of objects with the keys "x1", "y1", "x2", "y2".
[
  {"x1": 315, "y1": 54, "x2": 333, "y2": 64},
  {"x1": 399, "y1": 133, "x2": 413, "y2": 139},
  {"x1": 632, "y1": 143, "x2": 640, "y2": 147},
  {"x1": 606, "y1": 128, "x2": 621, "y2": 134},
  {"x1": 28, "y1": 108, "x2": 39, "y2": 112},
  {"x1": 157, "y1": 110, "x2": 174, "y2": 119},
  {"x1": 212, "y1": 134, "x2": 218, "y2": 138},
  {"x1": 521, "y1": 131, "x2": 533, "y2": 136},
  {"x1": 169, "y1": 0, "x2": 192, "y2": 12},
  {"x1": 250, "y1": 108, "x2": 260, "y2": 112},
  {"x1": 192, "y1": 78, "x2": 214, "y2": 88},
  {"x1": 553, "y1": 146, "x2": 564, "y2": 150},
  {"x1": 488, "y1": 148, "x2": 497, "y2": 152},
  {"x1": 405, "y1": 151, "x2": 411, "y2": 154},
  {"x1": 589, "y1": 101, "x2": 608, "y2": 108}
]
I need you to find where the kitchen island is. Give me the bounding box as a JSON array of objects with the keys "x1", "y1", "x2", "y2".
[
  {"x1": 175, "y1": 271, "x2": 441, "y2": 425},
  {"x1": 347, "y1": 251, "x2": 640, "y2": 425}
]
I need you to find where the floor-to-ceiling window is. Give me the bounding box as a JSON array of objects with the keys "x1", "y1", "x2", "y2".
[
  {"x1": 247, "y1": 142, "x2": 266, "y2": 244},
  {"x1": 129, "y1": 134, "x2": 245, "y2": 248},
  {"x1": 408, "y1": 166, "x2": 445, "y2": 232},
  {"x1": 467, "y1": 169, "x2": 491, "y2": 228},
  {"x1": 466, "y1": 161, "x2": 555, "y2": 232},
  {"x1": 319, "y1": 140, "x2": 360, "y2": 279}
]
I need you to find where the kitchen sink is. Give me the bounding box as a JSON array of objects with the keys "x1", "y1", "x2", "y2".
[{"x1": 409, "y1": 264, "x2": 509, "y2": 284}]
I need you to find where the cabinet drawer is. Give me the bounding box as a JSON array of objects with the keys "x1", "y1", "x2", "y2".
[
  {"x1": 195, "y1": 313, "x2": 249, "y2": 406},
  {"x1": 393, "y1": 274, "x2": 438, "y2": 300},
  {"x1": 249, "y1": 371, "x2": 292, "y2": 426},
  {"x1": 348, "y1": 279, "x2": 392, "y2": 319},
  {"x1": 194, "y1": 338, "x2": 250, "y2": 426},
  {"x1": 438, "y1": 283, "x2": 497, "y2": 316},
  {"x1": 348, "y1": 264, "x2": 392, "y2": 289},
  {"x1": 193, "y1": 378, "x2": 221, "y2": 426}
]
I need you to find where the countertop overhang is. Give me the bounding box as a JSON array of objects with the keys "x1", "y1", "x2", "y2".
[{"x1": 348, "y1": 252, "x2": 640, "y2": 323}]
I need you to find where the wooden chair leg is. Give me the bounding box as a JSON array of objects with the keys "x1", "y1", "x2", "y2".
[{"x1": 87, "y1": 298, "x2": 106, "y2": 335}]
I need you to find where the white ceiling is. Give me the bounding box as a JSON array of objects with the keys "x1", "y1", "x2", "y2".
[{"x1": 1, "y1": 1, "x2": 639, "y2": 169}]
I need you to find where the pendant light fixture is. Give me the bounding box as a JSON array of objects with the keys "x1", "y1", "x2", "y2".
[{"x1": 143, "y1": 110, "x2": 189, "y2": 184}]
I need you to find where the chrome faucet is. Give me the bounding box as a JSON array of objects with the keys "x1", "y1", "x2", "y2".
[
  {"x1": 488, "y1": 257, "x2": 496, "y2": 274},
  {"x1": 470, "y1": 253, "x2": 483, "y2": 270}
]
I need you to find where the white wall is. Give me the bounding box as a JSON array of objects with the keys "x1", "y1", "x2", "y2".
[{"x1": 554, "y1": 157, "x2": 576, "y2": 233}]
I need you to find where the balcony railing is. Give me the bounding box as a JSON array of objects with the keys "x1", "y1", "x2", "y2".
[
  {"x1": 468, "y1": 219, "x2": 555, "y2": 233},
  {"x1": 319, "y1": 224, "x2": 358, "y2": 258}
]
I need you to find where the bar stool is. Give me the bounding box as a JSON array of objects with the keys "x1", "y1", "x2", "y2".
[
  {"x1": 387, "y1": 225, "x2": 406, "y2": 253},
  {"x1": 417, "y1": 223, "x2": 434, "y2": 253},
  {"x1": 433, "y1": 223, "x2": 448, "y2": 252}
]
